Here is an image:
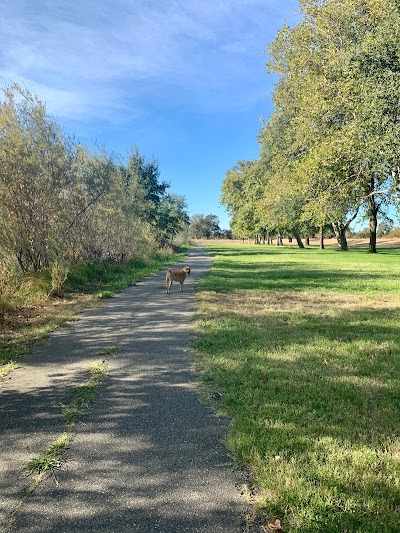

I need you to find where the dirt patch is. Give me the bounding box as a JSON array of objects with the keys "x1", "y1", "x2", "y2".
[{"x1": 310, "y1": 237, "x2": 400, "y2": 248}]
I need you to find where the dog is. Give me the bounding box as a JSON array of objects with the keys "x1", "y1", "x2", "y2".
[{"x1": 166, "y1": 266, "x2": 191, "y2": 293}]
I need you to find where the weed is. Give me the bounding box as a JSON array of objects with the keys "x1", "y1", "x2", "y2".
[
  {"x1": 0, "y1": 361, "x2": 19, "y2": 379},
  {"x1": 25, "y1": 434, "x2": 70, "y2": 476},
  {"x1": 0, "y1": 258, "x2": 20, "y2": 320},
  {"x1": 61, "y1": 361, "x2": 108, "y2": 428},
  {"x1": 49, "y1": 260, "x2": 69, "y2": 298},
  {"x1": 24, "y1": 360, "x2": 108, "y2": 482},
  {"x1": 100, "y1": 346, "x2": 119, "y2": 357}
]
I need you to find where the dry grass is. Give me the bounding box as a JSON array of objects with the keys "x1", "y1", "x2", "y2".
[
  {"x1": 199, "y1": 290, "x2": 400, "y2": 318},
  {"x1": 194, "y1": 236, "x2": 400, "y2": 248},
  {"x1": 0, "y1": 294, "x2": 98, "y2": 375}
]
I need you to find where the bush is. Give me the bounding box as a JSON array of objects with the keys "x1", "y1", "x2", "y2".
[
  {"x1": 49, "y1": 260, "x2": 70, "y2": 298},
  {"x1": 0, "y1": 257, "x2": 20, "y2": 319},
  {"x1": 386, "y1": 227, "x2": 400, "y2": 238}
]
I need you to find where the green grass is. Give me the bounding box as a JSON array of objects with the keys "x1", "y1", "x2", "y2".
[
  {"x1": 26, "y1": 358, "x2": 109, "y2": 482},
  {"x1": 61, "y1": 360, "x2": 108, "y2": 428},
  {"x1": 194, "y1": 243, "x2": 400, "y2": 532},
  {"x1": 64, "y1": 247, "x2": 191, "y2": 297},
  {"x1": 25, "y1": 434, "x2": 70, "y2": 477}
]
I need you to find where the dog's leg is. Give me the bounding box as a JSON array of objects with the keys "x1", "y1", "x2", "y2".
[{"x1": 166, "y1": 275, "x2": 171, "y2": 293}]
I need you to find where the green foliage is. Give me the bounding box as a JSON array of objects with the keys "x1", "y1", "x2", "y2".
[
  {"x1": 221, "y1": 160, "x2": 268, "y2": 238},
  {"x1": 0, "y1": 85, "x2": 189, "y2": 272},
  {"x1": 155, "y1": 193, "x2": 190, "y2": 246},
  {"x1": 0, "y1": 84, "x2": 73, "y2": 271},
  {"x1": 64, "y1": 250, "x2": 183, "y2": 296},
  {"x1": 61, "y1": 361, "x2": 108, "y2": 427},
  {"x1": 0, "y1": 257, "x2": 20, "y2": 319},
  {"x1": 25, "y1": 434, "x2": 70, "y2": 475},
  {"x1": 189, "y1": 213, "x2": 221, "y2": 239},
  {"x1": 49, "y1": 260, "x2": 69, "y2": 298},
  {"x1": 222, "y1": 0, "x2": 400, "y2": 247}
]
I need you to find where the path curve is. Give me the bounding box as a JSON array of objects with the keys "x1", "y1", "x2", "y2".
[{"x1": 0, "y1": 246, "x2": 244, "y2": 532}]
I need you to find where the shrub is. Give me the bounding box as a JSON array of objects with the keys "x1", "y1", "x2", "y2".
[
  {"x1": 0, "y1": 257, "x2": 20, "y2": 319},
  {"x1": 386, "y1": 227, "x2": 400, "y2": 238},
  {"x1": 49, "y1": 260, "x2": 70, "y2": 298}
]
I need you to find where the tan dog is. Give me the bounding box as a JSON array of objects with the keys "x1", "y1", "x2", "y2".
[{"x1": 166, "y1": 266, "x2": 191, "y2": 293}]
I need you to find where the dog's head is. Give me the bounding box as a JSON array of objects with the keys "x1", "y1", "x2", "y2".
[{"x1": 183, "y1": 266, "x2": 191, "y2": 276}]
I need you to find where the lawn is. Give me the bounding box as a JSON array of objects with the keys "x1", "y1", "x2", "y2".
[{"x1": 194, "y1": 243, "x2": 400, "y2": 532}]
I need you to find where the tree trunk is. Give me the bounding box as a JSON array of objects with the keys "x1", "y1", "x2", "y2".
[
  {"x1": 368, "y1": 178, "x2": 378, "y2": 253},
  {"x1": 320, "y1": 226, "x2": 325, "y2": 250},
  {"x1": 288, "y1": 236, "x2": 293, "y2": 243},
  {"x1": 369, "y1": 212, "x2": 378, "y2": 253},
  {"x1": 306, "y1": 236, "x2": 310, "y2": 246},
  {"x1": 293, "y1": 230, "x2": 305, "y2": 248},
  {"x1": 332, "y1": 222, "x2": 348, "y2": 251}
]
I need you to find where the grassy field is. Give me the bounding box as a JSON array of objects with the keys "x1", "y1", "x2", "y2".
[
  {"x1": 194, "y1": 243, "x2": 400, "y2": 532},
  {"x1": 0, "y1": 248, "x2": 187, "y2": 376}
]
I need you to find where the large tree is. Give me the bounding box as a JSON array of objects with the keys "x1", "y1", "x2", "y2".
[
  {"x1": 266, "y1": 0, "x2": 400, "y2": 252},
  {"x1": 221, "y1": 160, "x2": 268, "y2": 240}
]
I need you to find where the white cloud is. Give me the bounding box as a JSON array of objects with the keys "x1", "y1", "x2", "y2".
[
  {"x1": 0, "y1": 72, "x2": 132, "y2": 122},
  {"x1": 0, "y1": 0, "x2": 298, "y2": 121}
]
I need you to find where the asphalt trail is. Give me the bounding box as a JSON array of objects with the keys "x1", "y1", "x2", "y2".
[{"x1": 0, "y1": 246, "x2": 244, "y2": 532}]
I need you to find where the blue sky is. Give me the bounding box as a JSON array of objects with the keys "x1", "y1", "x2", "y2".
[{"x1": 0, "y1": 0, "x2": 299, "y2": 229}]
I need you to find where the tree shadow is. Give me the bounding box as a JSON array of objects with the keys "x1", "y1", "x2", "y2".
[
  {"x1": 3, "y1": 363, "x2": 243, "y2": 532},
  {"x1": 198, "y1": 259, "x2": 397, "y2": 293}
]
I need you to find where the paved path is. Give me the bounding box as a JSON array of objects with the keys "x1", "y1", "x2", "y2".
[{"x1": 0, "y1": 247, "x2": 244, "y2": 532}]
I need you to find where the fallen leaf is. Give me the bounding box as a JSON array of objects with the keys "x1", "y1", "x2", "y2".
[{"x1": 265, "y1": 517, "x2": 284, "y2": 532}]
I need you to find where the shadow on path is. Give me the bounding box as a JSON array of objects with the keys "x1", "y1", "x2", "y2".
[{"x1": 1, "y1": 247, "x2": 244, "y2": 532}]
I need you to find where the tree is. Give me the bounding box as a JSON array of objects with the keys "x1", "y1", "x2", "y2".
[
  {"x1": 0, "y1": 84, "x2": 188, "y2": 271},
  {"x1": 189, "y1": 214, "x2": 221, "y2": 239},
  {"x1": 154, "y1": 194, "x2": 190, "y2": 247},
  {"x1": 127, "y1": 147, "x2": 169, "y2": 226},
  {"x1": 377, "y1": 219, "x2": 393, "y2": 238},
  {"x1": 221, "y1": 159, "x2": 275, "y2": 242},
  {"x1": 266, "y1": 0, "x2": 400, "y2": 252},
  {"x1": 0, "y1": 84, "x2": 74, "y2": 270}
]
